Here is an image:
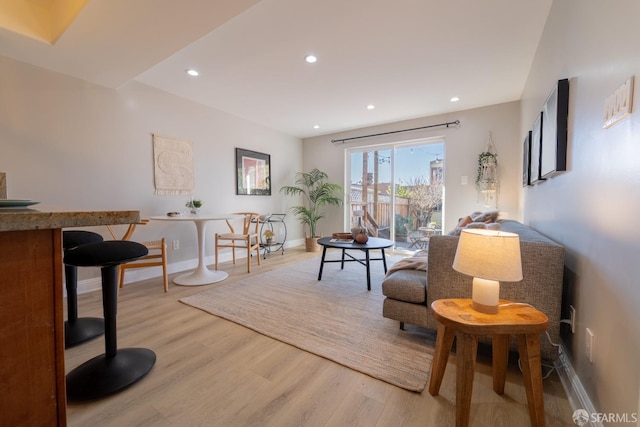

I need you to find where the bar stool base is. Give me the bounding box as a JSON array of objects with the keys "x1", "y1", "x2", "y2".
[
  {"x1": 64, "y1": 317, "x2": 104, "y2": 348},
  {"x1": 66, "y1": 348, "x2": 156, "y2": 401}
]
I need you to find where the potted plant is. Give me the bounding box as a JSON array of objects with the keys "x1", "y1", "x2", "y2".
[
  {"x1": 263, "y1": 229, "x2": 275, "y2": 244},
  {"x1": 185, "y1": 197, "x2": 203, "y2": 214},
  {"x1": 280, "y1": 168, "x2": 343, "y2": 252}
]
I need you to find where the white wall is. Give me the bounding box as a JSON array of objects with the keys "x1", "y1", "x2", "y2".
[
  {"x1": 303, "y1": 102, "x2": 522, "y2": 235},
  {"x1": 521, "y1": 0, "x2": 640, "y2": 416},
  {"x1": 0, "y1": 55, "x2": 303, "y2": 281}
]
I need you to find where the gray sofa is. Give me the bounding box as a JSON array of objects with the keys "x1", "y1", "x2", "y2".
[{"x1": 382, "y1": 219, "x2": 565, "y2": 361}]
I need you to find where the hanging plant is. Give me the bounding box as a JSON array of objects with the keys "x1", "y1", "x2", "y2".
[
  {"x1": 475, "y1": 132, "x2": 500, "y2": 208},
  {"x1": 475, "y1": 151, "x2": 498, "y2": 190}
]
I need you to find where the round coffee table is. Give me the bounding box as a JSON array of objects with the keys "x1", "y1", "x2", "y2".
[{"x1": 316, "y1": 236, "x2": 393, "y2": 290}]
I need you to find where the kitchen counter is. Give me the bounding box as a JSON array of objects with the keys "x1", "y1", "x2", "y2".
[
  {"x1": 0, "y1": 208, "x2": 140, "y2": 427},
  {"x1": 0, "y1": 207, "x2": 140, "y2": 231}
]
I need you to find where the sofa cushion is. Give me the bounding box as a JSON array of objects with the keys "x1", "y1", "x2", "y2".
[
  {"x1": 382, "y1": 269, "x2": 426, "y2": 303},
  {"x1": 382, "y1": 298, "x2": 430, "y2": 329},
  {"x1": 472, "y1": 210, "x2": 499, "y2": 223},
  {"x1": 498, "y1": 219, "x2": 561, "y2": 245},
  {"x1": 448, "y1": 210, "x2": 500, "y2": 235}
]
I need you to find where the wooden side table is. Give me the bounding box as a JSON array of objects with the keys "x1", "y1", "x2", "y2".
[{"x1": 428, "y1": 299, "x2": 549, "y2": 427}]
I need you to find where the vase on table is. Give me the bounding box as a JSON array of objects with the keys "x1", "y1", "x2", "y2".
[
  {"x1": 186, "y1": 197, "x2": 203, "y2": 215},
  {"x1": 351, "y1": 216, "x2": 366, "y2": 239},
  {"x1": 355, "y1": 230, "x2": 369, "y2": 244}
]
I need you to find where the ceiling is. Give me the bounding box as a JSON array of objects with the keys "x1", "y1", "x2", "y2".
[{"x1": 0, "y1": 0, "x2": 552, "y2": 138}]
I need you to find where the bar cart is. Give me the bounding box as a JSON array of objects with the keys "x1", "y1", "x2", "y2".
[{"x1": 256, "y1": 213, "x2": 287, "y2": 258}]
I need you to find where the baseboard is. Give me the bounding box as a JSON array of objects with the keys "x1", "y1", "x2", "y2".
[
  {"x1": 74, "y1": 241, "x2": 298, "y2": 295},
  {"x1": 287, "y1": 237, "x2": 304, "y2": 248},
  {"x1": 556, "y1": 343, "x2": 603, "y2": 427}
]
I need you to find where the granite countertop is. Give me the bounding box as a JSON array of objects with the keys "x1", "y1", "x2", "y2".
[{"x1": 0, "y1": 207, "x2": 140, "y2": 232}]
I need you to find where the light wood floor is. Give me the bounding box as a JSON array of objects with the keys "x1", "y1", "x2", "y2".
[{"x1": 65, "y1": 247, "x2": 574, "y2": 427}]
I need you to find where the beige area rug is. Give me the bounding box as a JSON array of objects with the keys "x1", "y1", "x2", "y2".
[{"x1": 180, "y1": 255, "x2": 434, "y2": 392}]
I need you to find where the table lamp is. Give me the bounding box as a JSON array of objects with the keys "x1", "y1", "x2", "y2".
[{"x1": 452, "y1": 228, "x2": 523, "y2": 314}]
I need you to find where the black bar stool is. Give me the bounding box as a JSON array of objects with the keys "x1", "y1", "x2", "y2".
[
  {"x1": 63, "y1": 230, "x2": 105, "y2": 348},
  {"x1": 64, "y1": 240, "x2": 156, "y2": 401}
]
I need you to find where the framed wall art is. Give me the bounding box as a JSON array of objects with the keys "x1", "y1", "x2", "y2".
[
  {"x1": 540, "y1": 78, "x2": 569, "y2": 178},
  {"x1": 530, "y1": 113, "x2": 544, "y2": 185},
  {"x1": 236, "y1": 148, "x2": 271, "y2": 195},
  {"x1": 522, "y1": 130, "x2": 532, "y2": 187}
]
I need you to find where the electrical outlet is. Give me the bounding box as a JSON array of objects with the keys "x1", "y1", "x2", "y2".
[
  {"x1": 569, "y1": 305, "x2": 576, "y2": 334},
  {"x1": 585, "y1": 328, "x2": 595, "y2": 363},
  {"x1": 172, "y1": 240, "x2": 179, "y2": 250}
]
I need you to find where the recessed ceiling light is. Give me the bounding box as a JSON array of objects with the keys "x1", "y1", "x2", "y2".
[
  {"x1": 186, "y1": 69, "x2": 199, "y2": 77},
  {"x1": 313, "y1": 125, "x2": 320, "y2": 129},
  {"x1": 305, "y1": 55, "x2": 317, "y2": 63},
  {"x1": 366, "y1": 104, "x2": 375, "y2": 110},
  {"x1": 450, "y1": 96, "x2": 460, "y2": 102}
]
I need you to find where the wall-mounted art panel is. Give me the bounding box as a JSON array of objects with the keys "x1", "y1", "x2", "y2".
[
  {"x1": 530, "y1": 113, "x2": 544, "y2": 184},
  {"x1": 540, "y1": 78, "x2": 569, "y2": 179}
]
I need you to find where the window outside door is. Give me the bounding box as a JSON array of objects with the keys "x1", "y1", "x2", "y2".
[{"x1": 347, "y1": 140, "x2": 444, "y2": 251}]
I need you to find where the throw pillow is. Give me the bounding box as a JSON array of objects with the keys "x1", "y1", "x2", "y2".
[
  {"x1": 447, "y1": 210, "x2": 501, "y2": 236},
  {"x1": 458, "y1": 215, "x2": 473, "y2": 227},
  {"x1": 472, "y1": 210, "x2": 499, "y2": 223}
]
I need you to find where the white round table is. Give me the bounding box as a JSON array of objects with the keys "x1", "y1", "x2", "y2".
[{"x1": 150, "y1": 214, "x2": 239, "y2": 286}]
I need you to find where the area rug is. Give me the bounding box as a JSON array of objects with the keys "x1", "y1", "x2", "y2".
[{"x1": 179, "y1": 255, "x2": 434, "y2": 392}]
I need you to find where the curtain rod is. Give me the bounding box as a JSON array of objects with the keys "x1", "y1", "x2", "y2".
[{"x1": 330, "y1": 120, "x2": 461, "y2": 144}]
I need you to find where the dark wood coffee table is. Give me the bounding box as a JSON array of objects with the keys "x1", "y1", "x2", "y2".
[{"x1": 316, "y1": 236, "x2": 394, "y2": 290}]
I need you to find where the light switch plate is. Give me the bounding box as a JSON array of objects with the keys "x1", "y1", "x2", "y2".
[
  {"x1": 569, "y1": 305, "x2": 576, "y2": 334},
  {"x1": 603, "y1": 76, "x2": 634, "y2": 129},
  {"x1": 585, "y1": 328, "x2": 595, "y2": 363}
]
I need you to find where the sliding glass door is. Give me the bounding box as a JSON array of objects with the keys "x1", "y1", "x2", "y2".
[{"x1": 347, "y1": 139, "x2": 444, "y2": 251}]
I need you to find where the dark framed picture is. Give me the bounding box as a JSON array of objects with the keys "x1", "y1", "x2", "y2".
[
  {"x1": 530, "y1": 113, "x2": 544, "y2": 184},
  {"x1": 235, "y1": 148, "x2": 271, "y2": 195},
  {"x1": 522, "y1": 130, "x2": 532, "y2": 187},
  {"x1": 540, "y1": 78, "x2": 569, "y2": 178}
]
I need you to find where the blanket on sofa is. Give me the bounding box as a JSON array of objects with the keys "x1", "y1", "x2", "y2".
[{"x1": 385, "y1": 249, "x2": 428, "y2": 277}]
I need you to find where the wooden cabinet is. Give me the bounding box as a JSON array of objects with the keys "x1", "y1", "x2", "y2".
[
  {"x1": 0, "y1": 209, "x2": 140, "y2": 427},
  {"x1": 0, "y1": 229, "x2": 66, "y2": 426}
]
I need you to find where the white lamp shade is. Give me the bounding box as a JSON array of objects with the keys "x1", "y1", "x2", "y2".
[{"x1": 453, "y1": 229, "x2": 523, "y2": 282}]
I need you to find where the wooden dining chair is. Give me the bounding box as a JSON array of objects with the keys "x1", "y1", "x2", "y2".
[
  {"x1": 106, "y1": 219, "x2": 169, "y2": 292},
  {"x1": 215, "y1": 212, "x2": 261, "y2": 273}
]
